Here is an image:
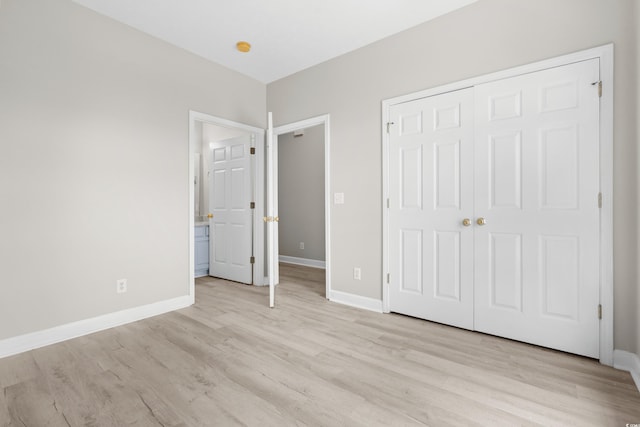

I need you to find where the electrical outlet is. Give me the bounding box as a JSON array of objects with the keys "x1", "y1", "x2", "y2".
[
  {"x1": 353, "y1": 267, "x2": 361, "y2": 280},
  {"x1": 299, "y1": 242, "x2": 304, "y2": 250},
  {"x1": 116, "y1": 279, "x2": 127, "y2": 294}
]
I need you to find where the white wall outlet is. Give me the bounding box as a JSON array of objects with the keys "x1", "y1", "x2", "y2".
[
  {"x1": 334, "y1": 192, "x2": 345, "y2": 205},
  {"x1": 353, "y1": 267, "x2": 361, "y2": 280},
  {"x1": 116, "y1": 279, "x2": 127, "y2": 294},
  {"x1": 299, "y1": 242, "x2": 305, "y2": 250}
]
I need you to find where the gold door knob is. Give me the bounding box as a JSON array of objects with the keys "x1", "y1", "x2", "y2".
[
  {"x1": 477, "y1": 217, "x2": 486, "y2": 226},
  {"x1": 462, "y1": 218, "x2": 471, "y2": 227},
  {"x1": 207, "y1": 213, "x2": 213, "y2": 219}
]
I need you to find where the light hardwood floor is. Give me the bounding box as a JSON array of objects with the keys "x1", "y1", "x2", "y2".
[{"x1": 1, "y1": 264, "x2": 639, "y2": 426}]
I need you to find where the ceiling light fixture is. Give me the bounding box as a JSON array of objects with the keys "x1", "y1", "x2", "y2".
[{"x1": 236, "y1": 41, "x2": 251, "y2": 53}]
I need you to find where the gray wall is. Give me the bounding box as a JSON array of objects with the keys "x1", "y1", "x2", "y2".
[
  {"x1": 267, "y1": 0, "x2": 639, "y2": 354},
  {"x1": 636, "y1": 0, "x2": 640, "y2": 358},
  {"x1": 0, "y1": 0, "x2": 265, "y2": 340},
  {"x1": 2, "y1": 0, "x2": 639, "y2": 361},
  {"x1": 278, "y1": 125, "x2": 325, "y2": 262}
]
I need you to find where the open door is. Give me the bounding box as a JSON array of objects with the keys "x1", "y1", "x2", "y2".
[
  {"x1": 208, "y1": 134, "x2": 253, "y2": 284},
  {"x1": 266, "y1": 112, "x2": 280, "y2": 307}
]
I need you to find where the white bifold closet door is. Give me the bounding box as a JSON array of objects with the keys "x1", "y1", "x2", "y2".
[{"x1": 388, "y1": 58, "x2": 601, "y2": 358}]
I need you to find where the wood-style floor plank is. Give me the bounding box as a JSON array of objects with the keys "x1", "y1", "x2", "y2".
[{"x1": 1, "y1": 263, "x2": 639, "y2": 426}]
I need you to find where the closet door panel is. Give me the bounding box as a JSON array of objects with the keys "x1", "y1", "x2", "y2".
[
  {"x1": 473, "y1": 59, "x2": 600, "y2": 358},
  {"x1": 388, "y1": 88, "x2": 474, "y2": 330}
]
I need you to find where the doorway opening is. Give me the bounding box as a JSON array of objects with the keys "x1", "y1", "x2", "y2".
[
  {"x1": 188, "y1": 111, "x2": 265, "y2": 302},
  {"x1": 277, "y1": 124, "x2": 326, "y2": 295},
  {"x1": 272, "y1": 115, "x2": 331, "y2": 299}
]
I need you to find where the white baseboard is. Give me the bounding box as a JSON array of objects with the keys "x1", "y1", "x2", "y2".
[
  {"x1": 613, "y1": 349, "x2": 640, "y2": 392},
  {"x1": 0, "y1": 295, "x2": 192, "y2": 359},
  {"x1": 329, "y1": 290, "x2": 383, "y2": 313},
  {"x1": 279, "y1": 255, "x2": 326, "y2": 269}
]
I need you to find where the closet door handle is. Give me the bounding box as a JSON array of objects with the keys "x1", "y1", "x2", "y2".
[
  {"x1": 462, "y1": 218, "x2": 471, "y2": 227},
  {"x1": 476, "y1": 217, "x2": 486, "y2": 226}
]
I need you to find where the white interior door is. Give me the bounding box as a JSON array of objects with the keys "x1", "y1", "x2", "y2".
[
  {"x1": 387, "y1": 59, "x2": 601, "y2": 358},
  {"x1": 209, "y1": 134, "x2": 253, "y2": 284},
  {"x1": 473, "y1": 59, "x2": 601, "y2": 357},
  {"x1": 388, "y1": 88, "x2": 475, "y2": 330},
  {"x1": 266, "y1": 112, "x2": 279, "y2": 307}
]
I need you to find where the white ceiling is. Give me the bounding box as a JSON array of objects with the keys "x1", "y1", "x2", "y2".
[{"x1": 72, "y1": 0, "x2": 477, "y2": 83}]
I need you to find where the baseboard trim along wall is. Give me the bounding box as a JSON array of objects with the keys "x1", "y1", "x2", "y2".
[
  {"x1": 613, "y1": 349, "x2": 640, "y2": 392},
  {"x1": 329, "y1": 290, "x2": 383, "y2": 313},
  {"x1": 279, "y1": 255, "x2": 326, "y2": 269},
  {"x1": 0, "y1": 296, "x2": 192, "y2": 359}
]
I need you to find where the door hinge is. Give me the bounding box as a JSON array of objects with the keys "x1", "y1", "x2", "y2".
[
  {"x1": 387, "y1": 198, "x2": 390, "y2": 209},
  {"x1": 250, "y1": 147, "x2": 256, "y2": 155},
  {"x1": 387, "y1": 273, "x2": 390, "y2": 284},
  {"x1": 250, "y1": 256, "x2": 255, "y2": 264},
  {"x1": 386, "y1": 122, "x2": 395, "y2": 133},
  {"x1": 598, "y1": 192, "x2": 602, "y2": 208},
  {"x1": 598, "y1": 304, "x2": 602, "y2": 319},
  {"x1": 250, "y1": 202, "x2": 255, "y2": 209},
  {"x1": 592, "y1": 80, "x2": 602, "y2": 98}
]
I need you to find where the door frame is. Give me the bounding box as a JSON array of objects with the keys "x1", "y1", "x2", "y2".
[
  {"x1": 381, "y1": 44, "x2": 614, "y2": 365},
  {"x1": 188, "y1": 111, "x2": 266, "y2": 300},
  {"x1": 271, "y1": 114, "x2": 332, "y2": 299}
]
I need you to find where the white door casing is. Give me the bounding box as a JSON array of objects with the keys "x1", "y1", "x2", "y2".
[
  {"x1": 473, "y1": 59, "x2": 600, "y2": 357},
  {"x1": 209, "y1": 134, "x2": 253, "y2": 284},
  {"x1": 385, "y1": 53, "x2": 606, "y2": 360},
  {"x1": 388, "y1": 88, "x2": 475, "y2": 330},
  {"x1": 271, "y1": 114, "x2": 332, "y2": 301},
  {"x1": 188, "y1": 111, "x2": 266, "y2": 313}
]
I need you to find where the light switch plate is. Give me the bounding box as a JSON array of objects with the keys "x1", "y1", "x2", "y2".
[{"x1": 334, "y1": 192, "x2": 345, "y2": 205}]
